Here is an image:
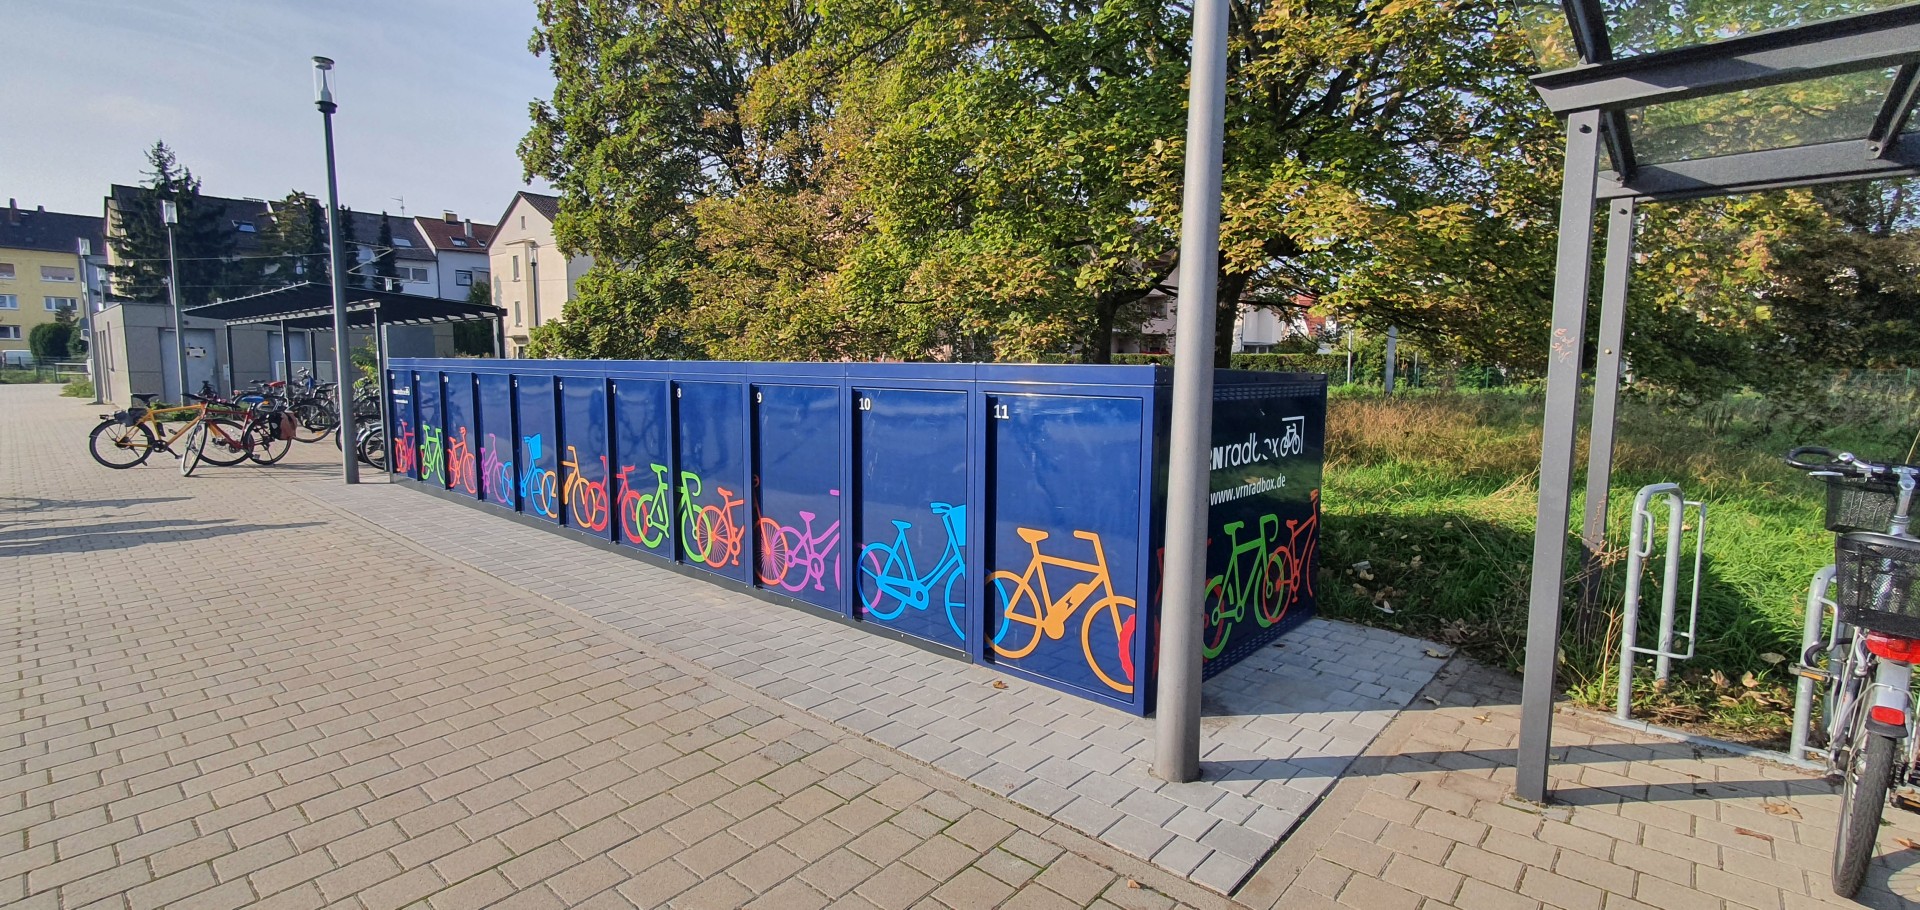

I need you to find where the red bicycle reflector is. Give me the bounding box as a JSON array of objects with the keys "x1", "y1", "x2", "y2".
[
  {"x1": 1872, "y1": 705, "x2": 1907, "y2": 727},
  {"x1": 1865, "y1": 631, "x2": 1920, "y2": 663}
]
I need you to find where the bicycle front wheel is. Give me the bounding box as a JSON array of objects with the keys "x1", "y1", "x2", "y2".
[
  {"x1": 180, "y1": 422, "x2": 207, "y2": 477},
  {"x1": 1834, "y1": 730, "x2": 1898, "y2": 896},
  {"x1": 245, "y1": 415, "x2": 291, "y2": 465},
  {"x1": 89, "y1": 419, "x2": 154, "y2": 469}
]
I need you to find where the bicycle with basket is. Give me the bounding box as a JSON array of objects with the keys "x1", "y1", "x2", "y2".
[{"x1": 1786, "y1": 445, "x2": 1920, "y2": 896}]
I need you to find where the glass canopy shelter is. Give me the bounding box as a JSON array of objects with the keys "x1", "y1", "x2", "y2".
[{"x1": 1515, "y1": 2, "x2": 1920, "y2": 802}]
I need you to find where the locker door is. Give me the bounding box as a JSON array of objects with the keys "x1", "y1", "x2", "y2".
[{"x1": 852, "y1": 388, "x2": 969, "y2": 650}]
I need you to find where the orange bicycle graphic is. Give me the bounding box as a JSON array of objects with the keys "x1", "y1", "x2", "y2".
[
  {"x1": 393, "y1": 420, "x2": 417, "y2": 476},
  {"x1": 990, "y1": 529, "x2": 1137, "y2": 694},
  {"x1": 561, "y1": 445, "x2": 610, "y2": 532}
]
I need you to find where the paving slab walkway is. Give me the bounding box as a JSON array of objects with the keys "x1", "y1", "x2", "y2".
[
  {"x1": 305, "y1": 430, "x2": 1447, "y2": 893},
  {"x1": 0, "y1": 385, "x2": 1231, "y2": 910}
]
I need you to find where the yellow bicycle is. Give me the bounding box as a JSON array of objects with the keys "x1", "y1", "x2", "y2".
[
  {"x1": 990, "y1": 528, "x2": 1138, "y2": 694},
  {"x1": 88, "y1": 393, "x2": 253, "y2": 475}
]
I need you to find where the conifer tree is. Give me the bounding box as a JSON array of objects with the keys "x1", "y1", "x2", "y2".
[{"x1": 105, "y1": 141, "x2": 238, "y2": 306}]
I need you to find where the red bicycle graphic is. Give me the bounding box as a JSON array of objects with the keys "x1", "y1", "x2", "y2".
[{"x1": 447, "y1": 427, "x2": 478, "y2": 495}]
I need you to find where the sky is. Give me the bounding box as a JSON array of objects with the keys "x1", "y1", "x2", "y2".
[{"x1": 4, "y1": 0, "x2": 556, "y2": 226}]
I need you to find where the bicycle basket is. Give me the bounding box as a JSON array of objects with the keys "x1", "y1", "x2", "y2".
[
  {"x1": 1826, "y1": 477, "x2": 1902, "y2": 534},
  {"x1": 276, "y1": 413, "x2": 297, "y2": 441},
  {"x1": 1836, "y1": 531, "x2": 1920, "y2": 638}
]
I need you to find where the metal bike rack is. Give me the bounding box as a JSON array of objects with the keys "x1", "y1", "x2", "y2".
[
  {"x1": 1616, "y1": 482, "x2": 1707, "y2": 721},
  {"x1": 1789, "y1": 565, "x2": 1840, "y2": 764}
]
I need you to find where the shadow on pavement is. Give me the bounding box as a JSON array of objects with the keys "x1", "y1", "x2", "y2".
[
  {"x1": 0, "y1": 495, "x2": 192, "y2": 512},
  {"x1": 0, "y1": 520, "x2": 325, "y2": 557}
]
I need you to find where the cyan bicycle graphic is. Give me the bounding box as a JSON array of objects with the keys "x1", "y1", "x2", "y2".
[{"x1": 859, "y1": 503, "x2": 967, "y2": 642}]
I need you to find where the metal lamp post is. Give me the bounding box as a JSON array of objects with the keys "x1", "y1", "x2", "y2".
[
  {"x1": 161, "y1": 200, "x2": 188, "y2": 403},
  {"x1": 1153, "y1": 0, "x2": 1231, "y2": 783},
  {"x1": 78, "y1": 238, "x2": 102, "y2": 404},
  {"x1": 315, "y1": 55, "x2": 358, "y2": 483}
]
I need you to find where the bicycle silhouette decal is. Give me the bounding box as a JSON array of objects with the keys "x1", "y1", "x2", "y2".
[
  {"x1": 418, "y1": 425, "x2": 445, "y2": 487},
  {"x1": 757, "y1": 490, "x2": 843, "y2": 592},
  {"x1": 560, "y1": 445, "x2": 610, "y2": 532},
  {"x1": 616, "y1": 463, "x2": 672, "y2": 548},
  {"x1": 447, "y1": 426, "x2": 478, "y2": 495},
  {"x1": 859, "y1": 503, "x2": 968, "y2": 642},
  {"x1": 480, "y1": 432, "x2": 514, "y2": 507},
  {"x1": 991, "y1": 528, "x2": 1137, "y2": 694},
  {"x1": 519, "y1": 433, "x2": 559, "y2": 519},
  {"x1": 1203, "y1": 489, "x2": 1320, "y2": 659},
  {"x1": 678, "y1": 471, "x2": 744, "y2": 568},
  {"x1": 393, "y1": 420, "x2": 416, "y2": 476}
]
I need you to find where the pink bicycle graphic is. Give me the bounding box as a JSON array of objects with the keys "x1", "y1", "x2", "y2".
[{"x1": 756, "y1": 490, "x2": 843, "y2": 592}]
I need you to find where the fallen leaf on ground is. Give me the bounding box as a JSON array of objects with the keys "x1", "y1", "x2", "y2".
[
  {"x1": 1375, "y1": 602, "x2": 1395, "y2": 614},
  {"x1": 1762, "y1": 802, "x2": 1801, "y2": 819},
  {"x1": 1126, "y1": 880, "x2": 1141, "y2": 890},
  {"x1": 1421, "y1": 696, "x2": 1441, "y2": 706},
  {"x1": 1733, "y1": 827, "x2": 1773, "y2": 842},
  {"x1": 1472, "y1": 714, "x2": 1490, "y2": 723},
  {"x1": 990, "y1": 680, "x2": 1008, "y2": 690},
  {"x1": 1741, "y1": 671, "x2": 1759, "y2": 688},
  {"x1": 1760, "y1": 652, "x2": 1786, "y2": 665},
  {"x1": 1423, "y1": 648, "x2": 1452, "y2": 659},
  {"x1": 1896, "y1": 837, "x2": 1920, "y2": 851}
]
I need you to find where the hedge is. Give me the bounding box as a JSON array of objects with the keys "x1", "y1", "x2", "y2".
[{"x1": 1108, "y1": 352, "x2": 1350, "y2": 375}]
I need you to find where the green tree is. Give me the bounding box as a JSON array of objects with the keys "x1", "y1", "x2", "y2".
[
  {"x1": 105, "y1": 141, "x2": 242, "y2": 306},
  {"x1": 28, "y1": 309, "x2": 76, "y2": 362},
  {"x1": 453, "y1": 280, "x2": 497, "y2": 356},
  {"x1": 263, "y1": 191, "x2": 327, "y2": 284},
  {"x1": 373, "y1": 213, "x2": 402, "y2": 291}
]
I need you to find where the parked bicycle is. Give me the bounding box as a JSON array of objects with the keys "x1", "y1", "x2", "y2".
[
  {"x1": 88, "y1": 392, "x2": 253, "y2": 474},
  {"x1": 1785, "y1": 446, "x2": 1920, "y2": 896}
]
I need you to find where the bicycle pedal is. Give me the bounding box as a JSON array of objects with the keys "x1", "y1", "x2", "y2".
[{"x1": 1789, "y1": 663, "x2": 1832, "y2": 683}]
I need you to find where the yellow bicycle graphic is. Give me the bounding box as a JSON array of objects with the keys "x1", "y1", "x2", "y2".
[{"x1": 990, "y1": 528, "x2": 1137, "y2": 695}]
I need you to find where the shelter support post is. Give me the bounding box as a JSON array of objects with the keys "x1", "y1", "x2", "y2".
[
  {"x1": 493, "y1": 315, "x2": 505, "y2": 359},
  {"x1": 1516, "y1": 108, "x2": 1604, "y2": 804},
  {"x1": 374, "y1": 314, "x2": 390, "y2": 474},
  {"x1": 222, "y1": 324, "x2": 235, "y2": 394},
  {"x1": 279, "y1": 321, "x2": 292, "y2": 383},
  {"x1": 306, "y1": 330, "x2": 317, "y2": 378},
  {"x1": 1576, "y1": 200, "x2": 1638, "y2": 621}
]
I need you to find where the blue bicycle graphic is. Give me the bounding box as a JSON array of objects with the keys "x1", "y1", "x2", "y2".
[{"x1": 859, "y1": 503, "x2": 967, "y2": 641}]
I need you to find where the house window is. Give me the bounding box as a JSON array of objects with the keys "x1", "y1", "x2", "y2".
[
  {"x1": 450, "y1": 237, "x2": 470, "y2": 247},
  {"x1": 399, "y1": 266, "x2": 430, "y2": 284},
  {"x1": 0, "y1": 326, "x2": 19, "y2": 340},
  {"x1": 0, "y1": 295, "x2": 16, "y2": 309},
  {"x1": 40, "y1": 265, "x2": 77, "y2": 282},
  {"x1": 45, "y1": 296, "x2": 77, "y2": 311},
  {"x1": 455, "y1": 270, "x2": 473, "y2": 287},
  {"x1": 514, "y1": 301, "x2": 523, "y2": 325},
  {"x1": 512, "y1": 256, "x2": 520, "y2": 281},
  {"x1": 393, "y1": 238, "x2": 413, "y2": 247},
  {"x1": 0, "y1": 263, "x2": 13, "y2": 279},
  {"x1": 520, "y1": 215, "x2": 526, "y2": 229},
  {"x1": 232, "y1": 221, "x2": 256, "y2": 233}
]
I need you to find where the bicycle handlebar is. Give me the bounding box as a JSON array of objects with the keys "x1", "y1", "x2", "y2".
[{"x1": 1785, "y1": 446, "x2": 1920, "y2": 482}]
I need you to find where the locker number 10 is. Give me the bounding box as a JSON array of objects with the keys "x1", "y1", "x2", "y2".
[{"x1": 857, "y1": 397, "x2": 872, "y2": 411}]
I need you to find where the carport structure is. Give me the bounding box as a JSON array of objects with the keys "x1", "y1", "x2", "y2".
[
  {"x1": 184, "y1": 282, "x2": 506, "y2": 471},
  {"x1": 1517, "y1": 2, "x2": 1920, "y2": 801}
]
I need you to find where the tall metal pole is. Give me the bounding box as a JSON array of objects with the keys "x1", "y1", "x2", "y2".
[
  {"x1": 163, "y1": 206, "x2": 187, "y2": 403},
  {"x1": 316, "y1": 56, "x2": 358, "y2": 483},
  {"x1": 1383, "y1": 326, "x2": 1398, "y2": 394},
  {"x1": 78, "y1": 238, "x2": 102, "y2": 404},
  {"x1": 1515, "y1": 109, "x2": 1604, "y2": 804},
  {"x1": 1153, "y1": 0, "x2": 1229, "y2": 784}
]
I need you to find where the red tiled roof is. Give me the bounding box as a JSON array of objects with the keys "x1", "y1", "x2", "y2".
[{"x1": 414, "y1": 216, "x2": 497, "y2": 253}]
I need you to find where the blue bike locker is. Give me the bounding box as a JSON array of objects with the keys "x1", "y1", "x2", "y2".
[
  {"x1": 413, "y1": 371, "x2": 445, "y2": 489},
  {"x1": 383, "y1": 359, "x2": 1327, "y2": 715},
  {"x1": 385, "y1": 369, "x2": 416, "y2": 481},
  {"x1": 443, "y1": 372, "x2": 479, "y2": 499},
  {"x1": 611, "y1": 376, "x2": 676, "y2": 558}
]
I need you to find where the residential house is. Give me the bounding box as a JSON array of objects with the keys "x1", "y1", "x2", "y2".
[
  {"x1": 0, "y1": 200, "x2": 105, "y2": 359},
  {"x1": 412, "y1": 211, "x2": 494, "y2": 302},
  {"x1": 489, "y1": 192, "x2": 593, "y2": 358}
]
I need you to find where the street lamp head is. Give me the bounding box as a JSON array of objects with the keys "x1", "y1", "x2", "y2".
[
  {"x1": 160, "y1": 200, "x2": 178, "y2": 226},
  {"x1": 312, "y1": 56, "x2": 336, "y2": 111}
]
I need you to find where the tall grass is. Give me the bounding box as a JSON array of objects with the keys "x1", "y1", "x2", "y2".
[{"x1": 1318, "y1": 381, "x2": 1920, "y2": 744}]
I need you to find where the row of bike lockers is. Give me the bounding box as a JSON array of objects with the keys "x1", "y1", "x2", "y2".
[{"x1": 383, "y1": 358, "x2": 1326, "y2": 715}]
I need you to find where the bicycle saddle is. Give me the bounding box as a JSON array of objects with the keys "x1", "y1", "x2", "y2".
[{"x1": 132, "y1": 392, "x2": 160, "y2": 404}]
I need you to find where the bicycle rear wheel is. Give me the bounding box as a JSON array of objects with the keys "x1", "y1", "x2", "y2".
[
  {"x1": 245, "y1": 415, "x2": 292, "y2": 465},
  {"x1": 293, "y1": 401, "x2": 335, "y2": 441},
  {"x1": 1834, "y1": 729, "x2": 1898, "y2": 896},
  {"x1": 198, "y1": 418, "x2": 253, "y2": 467},
  {"x1": 88, "y1": 419, "x2": 155, "y2": 469},
  {"x1": 180, "y1": 422, "x2": 207, "y2": 477}
]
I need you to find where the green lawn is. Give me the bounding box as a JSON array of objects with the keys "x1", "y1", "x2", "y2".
[{"x1": 1315, "y1": 382, "x2": 1920, "y2": 745}]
